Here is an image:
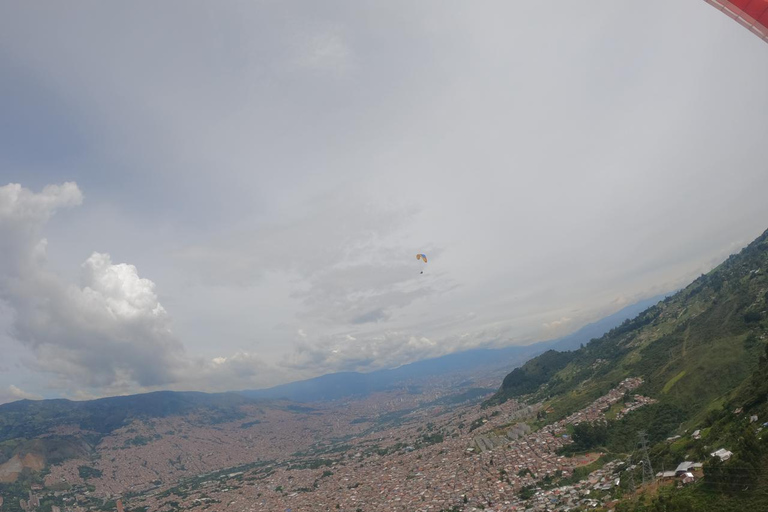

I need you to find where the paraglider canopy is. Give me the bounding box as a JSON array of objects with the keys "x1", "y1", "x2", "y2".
[
  {"x1": 703, "y1": 0, "x2": 768, "y2": 43},
  {"x1": 417, "y1": 253, "x2": 427, "y2": 274}
]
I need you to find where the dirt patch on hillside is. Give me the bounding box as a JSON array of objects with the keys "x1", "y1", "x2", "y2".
[
  {"x1": 0, "y1": 453, "x2": 46, "y2": 483},
  {"x1": 572, "y1": 451, "x2": 602, "y2": 467}
]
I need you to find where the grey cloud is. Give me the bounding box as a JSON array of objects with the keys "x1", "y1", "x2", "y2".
[
  {"x1": 0, "y1": 182, "x2": 82, "y2": 269},
  {"x1": 286, "y1": 331, "x2": 443, "y2": 373},
  {"x1": 171, "y1": 352, "x2": 289, "y2": 393},
  {"x1": 282, "y1": 319, "x2": 519, "y2": 376},
  {"x1": 0, "y1": 183, "x2": 186, "y2": 389},
  {"x1": 0, "y1": 182, "x2": 82, "y2": 224},
  {"x1": 296, "y1": 262, "x2": 451, "y2": 326},
  {"x1": 174, "y1": 196, "x2": 448, "y2": 329},
  {"x1": 174, "y1": 196, "x2": 420, "y2": 285},
  {"x1": 290, "y1": 26, "x2": 354, "y2": 76},
  {"x1": 351, "y1": 309, "x2": 390, "y2": 325}
]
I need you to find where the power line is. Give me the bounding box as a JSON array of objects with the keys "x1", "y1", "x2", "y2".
[
  {"x1": 638, "y1": 431, "x2": 654, "y2": 486},
  {"x1": 626, "y1": 451, "x2": 636, "y2": 495}
]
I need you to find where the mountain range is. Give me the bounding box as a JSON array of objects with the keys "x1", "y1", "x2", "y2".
[
  {"x1": 240, "y1": 293, "x2": 667, "y2": 402},
  {"x1": 0, "y1": 293, "x2": 667, "y2": 433}
]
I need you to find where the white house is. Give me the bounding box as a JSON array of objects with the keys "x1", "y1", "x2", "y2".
[{"x1": 710, "y1": 448, "x2": 733, "y2": 461}]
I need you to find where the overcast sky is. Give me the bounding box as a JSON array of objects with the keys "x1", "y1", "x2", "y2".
[{"x1": 1, "y1": 1, "x2": 767, "y2": 403}]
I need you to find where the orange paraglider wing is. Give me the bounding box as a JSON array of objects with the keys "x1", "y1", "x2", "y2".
[{"x1": 703, "y1": 0, "x2": 768, "y2": 43}]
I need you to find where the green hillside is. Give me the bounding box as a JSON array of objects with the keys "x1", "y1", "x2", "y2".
[
  {"x1": 490, "y1": 228, "x2": 768, "y2": 421},
  {"x1": 489, "y1": 227, "x2": 768, "y2": 511},
  {"x1": 613, "y1": 339, "x2": 768, "y2": 511}
]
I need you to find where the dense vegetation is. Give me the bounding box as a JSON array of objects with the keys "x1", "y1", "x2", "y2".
[
  {"x1": 614, "y1": 341, "x2": 768, "y2": 511},
  {"x1": 492, "y1": 350, "x2": 576, "y2": 400},
  {"x1": 558, "y1": 403, "x2": 686, "y2": 457}
]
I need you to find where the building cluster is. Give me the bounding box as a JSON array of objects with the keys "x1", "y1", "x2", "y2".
[
  {"x1": 519, "y1": 459, "x2": 628, "y2": 511},
  {"x1": 551, "y1": 377, "x2": 652, "y2": 430},
  {"x1": 107, "y1": 381, "x2": 653, "y2": 511},
  {"x1": 656, "y1": 461, "x2": 704, "y2": 485},
  {"x1": 4, "y1": 375, "x2": 668, "y2": 512}
]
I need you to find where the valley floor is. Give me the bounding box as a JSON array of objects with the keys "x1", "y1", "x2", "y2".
[{"x1": 12, "y1": 374, "x2": 661, "y2": 512}]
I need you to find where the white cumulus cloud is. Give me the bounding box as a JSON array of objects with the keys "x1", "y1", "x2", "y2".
[
  {"x1": 0, "y1": 182, "x2": 82, "y2": 225},
  {"x1": 79, "y1": 252, "x2": 169, "y2": 322},
  {"x1": 0, "y1": 182, "x2": 185, "y2": 390}
]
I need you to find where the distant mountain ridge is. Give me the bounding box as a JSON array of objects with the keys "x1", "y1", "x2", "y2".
[
  {"x1": 0, "y1": 391, "x2": 253, "y2": 443},
  {"x1": 0, "y1": 296, "x2": 668, "y2": 442},
  {"x1": 240, "y1": 294, "x2": 668, "y2": 402}
]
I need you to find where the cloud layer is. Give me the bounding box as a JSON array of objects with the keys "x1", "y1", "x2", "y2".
[{"x1": 2, "y1": 2, "x2": 768, "y2": 399}]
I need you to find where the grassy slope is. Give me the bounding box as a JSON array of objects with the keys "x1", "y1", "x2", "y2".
[{"x1": 615, "y1": 341, "x2": 768, "y2": 512}]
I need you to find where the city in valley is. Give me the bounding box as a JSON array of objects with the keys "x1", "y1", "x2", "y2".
[{"x1": 2, "y1": 371, "x2": 659, "y2": 512}]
